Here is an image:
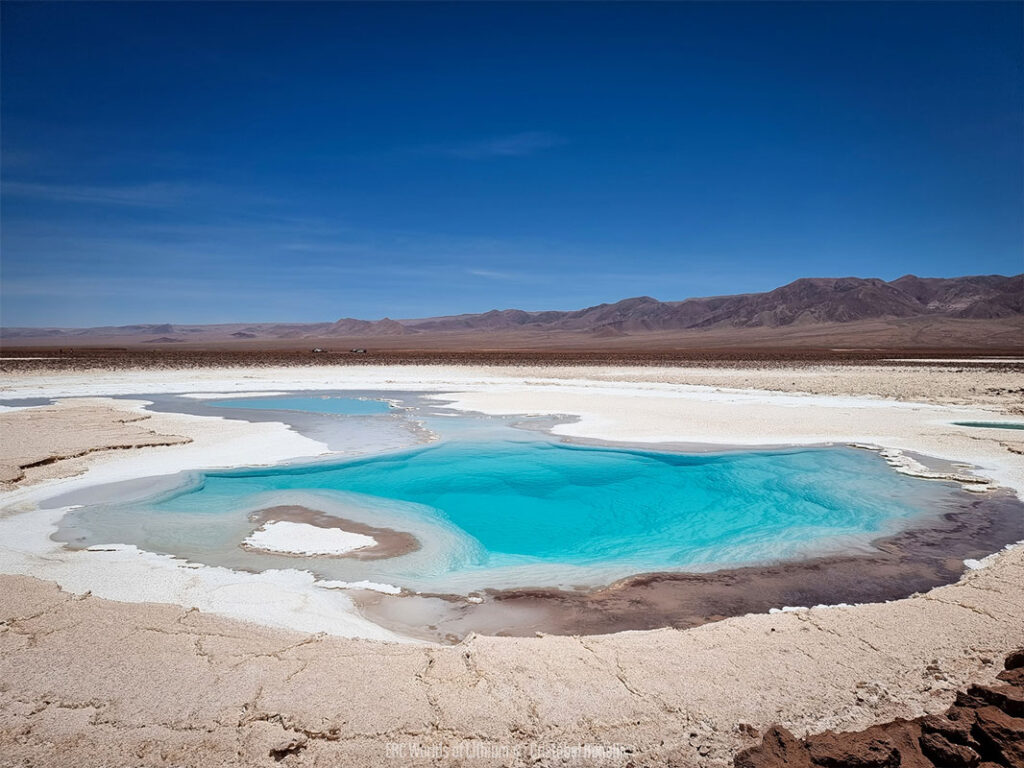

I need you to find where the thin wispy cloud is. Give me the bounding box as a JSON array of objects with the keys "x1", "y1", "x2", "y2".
[
  {"x1": 280, "y1": 242, "x2": 369, "y2": 255},
  {"x1": 426, "y1": 131, "x2": 565, "y2": 159},
  {"x1": 2, "y1": 180, "x2": 200, "y2": 207},
  {"x1": 467, "y1": 268, "x2": 534, "y2": 282},
  {"x1": 0, "y1": 149, "x2": 42, "y2": 169}
]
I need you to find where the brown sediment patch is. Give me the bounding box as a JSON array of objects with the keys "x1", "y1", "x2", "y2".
[
  {"x1": 355, "y1": 490, "x2": 1024, "y2": 643},
  {"x1": 246, "y1": 505, "x2": 420, "y2": 560}
]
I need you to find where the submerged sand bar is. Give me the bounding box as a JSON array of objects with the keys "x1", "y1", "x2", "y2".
[{"x1": 247, "y1": 505, "x2": 421, "y2": 560}]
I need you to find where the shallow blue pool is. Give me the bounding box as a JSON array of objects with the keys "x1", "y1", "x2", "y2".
[
  {"x1": 953, "y1": 421, "x2": 1024, "y2": 430},
  {"x1": 209, "y1": 395, "x2": 392, "y2": 415},
  {"x1": 59, "y1": 434, "x2": 964, "y2": 592}
]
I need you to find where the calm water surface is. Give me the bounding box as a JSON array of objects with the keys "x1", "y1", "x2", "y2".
[
  {"x1": 953, "y1": 421, "x2": 1024, "y2": 431},
  {"x1": 55, "y1": 393, "x2": 968, "y2": 593},
  {"x1": 209, "y1": 395, "x2": 393, "y2": 415}
]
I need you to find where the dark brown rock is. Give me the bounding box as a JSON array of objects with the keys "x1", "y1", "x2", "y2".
[
  {"x1": 734, "y1": 727, "x2": 813, "y2": 768},
  {"x1": 921, "y1": 712, "x2": 978, "y2": 746},
  {"x1": 971, "y1": 706, "x2": 1024, "y2": 767},
  {"x1": 805, "y1": 732, "x2": 901, "y2": 768},
  {"x1": 968, "y1": 684, "x2": 1024, "y2": 718},
  {"x1": 870, "y1": 722, "x2": 935, "y2": 768},
  {"x1": 1004, "y1": 650, "x2": 1024, "y2": 671},
  {"x1": 919, "y1": 732, "x2": 981, "y2": 767},
  {"x1": 948, "y1": 705, "x2": 980, "y2": 723},
  {"x1": 997, "y1": 667, "x2": 1024, "y2": 687},
  {"x1": 956, "y1": 688, "x2": 991, "y2": 709}
]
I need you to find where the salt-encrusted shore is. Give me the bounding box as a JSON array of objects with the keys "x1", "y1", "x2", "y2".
[
  {"x1": 1, "y1": 362, "x2": 1023, "y2": 766},
  {"x1": 0, "y1": 397, "x2": 406, "y2": 641}
]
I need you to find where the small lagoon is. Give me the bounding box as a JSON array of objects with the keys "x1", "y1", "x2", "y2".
[
  {"x1": 209, "y1": 395, "x2": 393, "y2": 416},
  {"x1": 54, "y1": 392, "x2": 973, "y2": 594}
]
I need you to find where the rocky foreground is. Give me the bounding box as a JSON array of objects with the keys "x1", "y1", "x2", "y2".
[{"x1": 737, "y1": 647, "x2": 1024, "y2": 768}]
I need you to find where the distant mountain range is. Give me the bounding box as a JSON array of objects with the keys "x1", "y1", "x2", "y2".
[
  {"x1": 4, "y1": 274, "x2": 1022, "y2": 349},
  {"x1": 407, "y1": 274, "x2": 1024, "y2": 334}
]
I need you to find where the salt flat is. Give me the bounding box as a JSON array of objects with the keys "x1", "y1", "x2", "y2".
[{"x1": 0, "y1": 362, "x2": 1022, "y2": 766}]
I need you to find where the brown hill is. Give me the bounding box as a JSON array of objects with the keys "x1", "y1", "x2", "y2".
[
  {"x1": 403, "y1": 274, "x2": 1023, "y2": 333},
  {"x1": 3, "y1": 274, "x2": 1021, "y2": 352},
  {"x1": 328, "y1": 318, "x2": 410, "y2": 336}
]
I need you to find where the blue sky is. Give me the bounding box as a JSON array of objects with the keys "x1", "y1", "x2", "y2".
[{"x1": 2, "y1": 1, "x2": 1021, "y2": 326}]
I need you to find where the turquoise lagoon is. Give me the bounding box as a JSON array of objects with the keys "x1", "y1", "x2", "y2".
[
  {"x1": 209, "y1": 395, "x2": 393, "y2": 415},
  {"x1": 57, "y1": 397, "x2": 967, "y2": 593}
]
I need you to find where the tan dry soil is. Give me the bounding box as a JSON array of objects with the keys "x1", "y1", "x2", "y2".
[{"x1": 0, "y1": 399, "x2": 191, "y2": 485}]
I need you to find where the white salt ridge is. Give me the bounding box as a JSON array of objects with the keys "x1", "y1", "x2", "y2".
[
  {"x1": 854, "y1": 445, "x2": 995, "y2": 493},
  {"x1": 316, "y1": 579, "x2": 402, "y2": 595},
  {"x1": 244, "y1": 521, "x2": 377, "y2": 556},
  {"x1": 878, "y1": 448, "x2": 994, "y2": 492},
  {"x1": 770, "y1": 602, "x2": 855, "y2": 614},
  {"x1": 964, "y1": 539, "x2": 1024, "y2": 571},
  {"x1": 0, "y1": 506, "x2": 406, "y2": 641}
]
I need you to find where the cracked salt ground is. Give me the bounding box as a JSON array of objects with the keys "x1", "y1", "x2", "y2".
[{"x1": 3, "y1": 546, "x2": 1024, "y2": 766}]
